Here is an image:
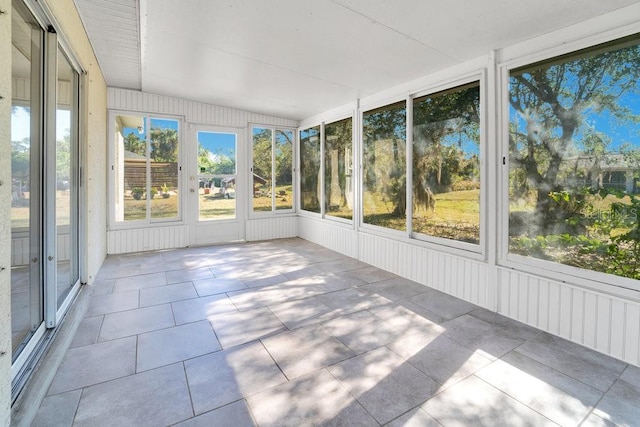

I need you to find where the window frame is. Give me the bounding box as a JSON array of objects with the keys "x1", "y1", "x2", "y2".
[
  {"x1": 498, "y1": 31, "x2": 640, "y2": 294},
  {"x1": 108, "y1": 110, "x2": 185, "y2": 230},
  {"x1": 299, "y1": 125, "x2": 322, "y2": 215},
  {"x1": 358, "y1": 96, "x2": 409, "y2": 240},
  {"x1": 323, "y1": 114, "x2": 355, "y2": 225},
  {"x1": 409, "y1": 74, "x2": 486, "y2": 255},
  {"x1": 248, "y1": 123, "x2": 297, "y2": 218}
]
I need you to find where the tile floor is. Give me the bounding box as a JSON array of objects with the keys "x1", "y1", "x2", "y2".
[{"x1": 31, "y1": 238, "x2": 640, "y2": 426}]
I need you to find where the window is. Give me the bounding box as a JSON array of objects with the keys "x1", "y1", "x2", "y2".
[
  {"x1": 324, "y1": 117, "x2": 353, "y2": 220},
  {"x1": 362, "y1": 101, "x2": 406, "y2": 231},
  {"x1": 300, "y1": 126, "x2": 321, "y2": 214},
  {"x1": 113, "y1": 115, "x2": 180, "y2": 223},
  {"x1": 508, "y1": 35, "x2": 640, "y2": 282},
  {"x1": 413, "y1": 83, "x2": 481, "y2": 244},
  {"x1": 251, "y1": 126, "x2": 295, "y2": 213},
  {"x1": 197, "y1": 130, "x2": 236, "y2": 220},
  {"x1": 55, "y1": 46, "x2": 81, "y2": 308},
  {"x1": 11, "y1": 0, "x2": 44, "y2": 363}
]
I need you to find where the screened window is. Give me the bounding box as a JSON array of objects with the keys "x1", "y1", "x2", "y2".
[
  {"x1": 324, "y1": 117, "x2": 353, "y2": 220},
  {"x1": 113, "y1": 115, "x2": 180, "y2": 223},
  {"x1": 413, "y1": 83, "x2": 480, "y2": 244},
  {"x1": 362, "y1": 101, "x2": 406, "y2": 231},
  {"x1": 300, "y1": 126, "x2": 321, "y2": 214},
  {"x1": 508, "y1": 36, "x2": 640, "y2": 281},
  {"x1": 251, "y1": 126, "x2": 294, "y2": 213}
]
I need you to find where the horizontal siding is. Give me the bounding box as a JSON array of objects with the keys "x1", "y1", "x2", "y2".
[
  {"x1": 108, "y1": 88, "x2": 298, "y2": 128},
  {"x1": 498, "y1": 267, "x2": 640, "y2": 366},
  {"x1": 107, "y1": 225, "x2": 188, "y2": 254},
  {"x1": 246, "y1": 217, "x2": 298, "y2": 241}
]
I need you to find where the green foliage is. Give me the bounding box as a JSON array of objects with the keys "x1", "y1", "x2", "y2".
[
  {"x1": 414, "y1": 84, "x2": 480, "y2": 194},
  {"x1": 252, "y1": 128, "x2": 272, "y2": 181},
  {"x1": 324, "y1": 118, "x2": 352, "y2": 212},
  {"x1": 124, "y1": 132, "x2": 145, "y2": 156},
  {"x1": 150, "y1": 127, "x2": 178, "y2": 163},
  {"x1": 11, "y1": 138, "x2": 30, "y2": 187},
  {"x1": 509, "y1": 41, "x2": 640, "y2": 234},
  {"x1": 131, "y1": 187, "x2": 144, "y2": 200},
  {"x1": 300, "y1": 126, "x2": 321, "y2": 212},
  {"x1": 363, "y1": 102, "x2": 406, "y2": 217}
]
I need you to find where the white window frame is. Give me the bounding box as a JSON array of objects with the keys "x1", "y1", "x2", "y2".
[
  {"x1": 409, "y1": 72, "x2": 487, "y2": 256},
  {"x1": 248, "y1": 124, "x2": 297, "y2": 218},
  {"x1": 298, "y1": 124, "x2": 323, "y2": 216},
  {"x1": 498, "y1": 27, "x2": 640, "y2": 294},
  {"x1": 358, "y1": 95, "x2": 410, "y2": 242},
  {"x1": 322, "y1": 114, "x2": 355, "y2": 226},
  {"x1": 108, "y1": 110, "x2": 185, "y2": 230}
]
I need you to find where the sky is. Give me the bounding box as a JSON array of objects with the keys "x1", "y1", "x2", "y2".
[
  {"x1": 12, "y1": 90, "x2": 638, "y2": 158},
  {"x1": 198, "y1": 131, "x2": 236, "y2": 158},
  {"x1": 11, "y1": 107, "x2": 70, "y2": 141}
]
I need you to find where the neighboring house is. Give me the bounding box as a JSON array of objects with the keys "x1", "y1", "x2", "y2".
[{"x1": 568, "y1": 152, "x2": 639, "y2": 193}]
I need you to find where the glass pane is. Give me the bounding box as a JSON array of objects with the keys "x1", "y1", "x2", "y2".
[
  {"x1": 198, "y1": 131, "x2": 237, "y2": 220},
  {"x1": 114, "y1": 114, "x2": 147, "y2": 221},
  {"x1": 56, "y1": 47, "x2": 79, "y2": 307},
  {"x1": 11, "y1": 1, "x2": 43, "y2": 359},
  {"x1": 324, "y1": 118, "x2": 353, "y2": 220},
  {"x1": 150, "y1": 118, "x2": 179, "y2": 220},
  {"x1": 362, "y1": 101, "x2": 406, "y2": 231},
  {"x1": 413, "y1": 83, "x2": 481, "y2": 244},
  {"x1": 508, "y1": 37, "x2": 640, "y2": 280},
  {"x1": 252, "y1": 127, "x2": 273, "y2": 212},
  {"x1": 300, "y1": 126, "x2": 321, "y2": 213},
  {"x1": 275, "y1": 129, "x2": 294, "y2": 210}
]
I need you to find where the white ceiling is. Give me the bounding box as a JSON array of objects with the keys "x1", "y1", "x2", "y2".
[{"x1": 74, "y1": 0, "x2": 639, "y2": 121}]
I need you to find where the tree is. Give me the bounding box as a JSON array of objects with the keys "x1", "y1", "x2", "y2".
[
  {"x1": 509, "y1": 43, "x2": 640, "y2": 234},
  {"x1": 123, "y1": 132, "x2": 145, "y2": 156},
  {"x1": 275, "y1": 130, "x2": 293, "y2": 186},
  {"x1": 300, "y1": 127, "x2": 321, "y2": 211},
  {"x1": 414, "y1": 86, "x2": 480, "y2": 195},
  {"x1": 12, "y1": 138, "x2": 30, "y2": 188},
  {"x1": 57, "y1": 132, "x2": 71, "y2": 184},
  {"x1": 252, "y1": 129, "x2": 272, "y2": 183},
  {"x1": 149, "y1": 127, "x2": 178, "y2": 163},
  {"x1": 362, "y1": 103, "x2": 406, "y2": 216},
  {"x1": 325, "y1": 118, "x2": 352, "y2": 210}
]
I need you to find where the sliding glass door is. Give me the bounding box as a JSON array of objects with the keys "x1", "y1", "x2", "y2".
[
  {"x1": 54, "y1": 47, "x2": 80, "y2": 312},
  {"x1": 11, "y1": 0, "x2": 83, "y2": 388},
  {"x1": 11, "y1": 0, "x2": 44, "y2": 360}
]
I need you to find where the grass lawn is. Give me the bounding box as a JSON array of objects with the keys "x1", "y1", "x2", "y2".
[
  {"x1": 252, "y1": 185, "x2": 293, "y2": 212},
  {"x1": 12, "y1": 191, "x2": 71, "y2": 229},
  {"x1": 363, "y1": 189, "x2": 480, "y2": 243}
]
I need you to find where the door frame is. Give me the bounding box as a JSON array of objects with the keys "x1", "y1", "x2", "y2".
[{"x1": 187, "y1": 124, "x2": 246, "y2": 246}]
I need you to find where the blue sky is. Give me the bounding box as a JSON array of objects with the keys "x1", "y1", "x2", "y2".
[
  {"x1": 198, "y1": 131, "x2": 236, "y2": 157},
  {"x1": 12, "y1": 107, "x2": 70, "y2": 141},
  {"x1": 121, "y1": 117, "x2": 179, "y2": 143}
]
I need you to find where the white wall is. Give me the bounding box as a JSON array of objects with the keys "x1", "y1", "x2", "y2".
[
  {"x1": 106, "y1": 88, "x2": 299, "y2": 253},
  {"x1": 299, "y1": 4, "x2": 640, "y2": 367},
  {"x1": 47, "y1": 0, "x2": 109, "y2": 285},
  {"x1": 1, "y1": 0, "x2": 13, "y2": 422}
]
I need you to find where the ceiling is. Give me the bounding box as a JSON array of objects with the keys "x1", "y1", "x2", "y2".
[{"x1": 74, "y1": 0, "x2": 639, "y2": 121}]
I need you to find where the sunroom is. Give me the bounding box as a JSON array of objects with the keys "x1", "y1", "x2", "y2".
[{"x1": 3, "y1": 0, "x2": 640, "y2": 425}]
